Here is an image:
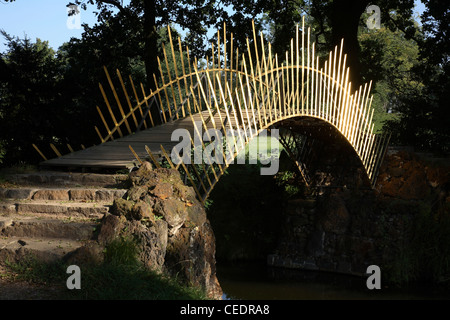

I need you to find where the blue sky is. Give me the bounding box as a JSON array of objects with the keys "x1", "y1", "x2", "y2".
[
  {"x1": 0, "y1": 0, "x2": 427, "y2": 54},
  {"x1": 0, "y1": 0, "x2": 100, "y2": 52}
]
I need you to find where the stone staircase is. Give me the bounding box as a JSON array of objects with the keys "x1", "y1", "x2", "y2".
[{"x1": 0, "y1": 171, "x2": 128, "y2": 265}]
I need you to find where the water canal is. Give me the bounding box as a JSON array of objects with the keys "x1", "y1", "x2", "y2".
[{"x1": 217, "y1": 261, "x2": 450, "y2": 300}]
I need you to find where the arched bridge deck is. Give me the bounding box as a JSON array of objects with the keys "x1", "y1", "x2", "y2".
[{"x1": 36, "y1": 17, "x2": 390, "y2": 203}]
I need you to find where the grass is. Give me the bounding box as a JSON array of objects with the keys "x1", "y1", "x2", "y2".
[{"x1": 3, "y1": 237, "x2": 209, "y2": 300}]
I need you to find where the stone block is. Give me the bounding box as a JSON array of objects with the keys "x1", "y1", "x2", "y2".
[{"x1": 33, "y1": 189, "x2": 70, "y2": 201}]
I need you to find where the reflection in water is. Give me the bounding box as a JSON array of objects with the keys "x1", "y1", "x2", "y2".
[{"x1": 217, "y1": 261, "x2": 450, "y2": 300}]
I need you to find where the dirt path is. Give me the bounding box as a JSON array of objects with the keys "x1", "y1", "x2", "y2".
[{"x1": 0, "y1": 266, "x2": 65, "y2": 300}]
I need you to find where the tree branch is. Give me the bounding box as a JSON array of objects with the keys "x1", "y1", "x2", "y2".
[
  {"x1": 386, "y1": 14, "x2": 422, "y2": 45},
  {"x1": 98, "y1": 0, "x2": 126, "y2": 14},
  {"x1": 311, "y1": 1, "x2": 327, "y2": 47}
]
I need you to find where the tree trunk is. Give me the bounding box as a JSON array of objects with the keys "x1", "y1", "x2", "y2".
[
  {"x1": 143, "y1": 0, "x2": 162, "y2": 124},
  {"x1": 329, "y1": 0, "x2": 370, "y2": 89}
]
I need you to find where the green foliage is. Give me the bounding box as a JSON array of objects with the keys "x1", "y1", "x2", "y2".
[
  {"x1": 0, "y1": 33, "x2": 66, "y2": 166},
  {"x1": 260, "y1": 0, "x2": 307, "y2": 57},
  {"x1": 68, "y1": 0, "x2": 271, "y2": 74},
  {"x1": 5, "y1": 257, "x2": 67, "y2": 285},
  {"x1": 383, "y1": 202, "x2": 450, "y2": 287},
  {"x1": 274, "y1": 170, "x2": 301, "y2": 198},
  {"x1": 359, "y1": 25, "x2": 424, "y2": 133},
  {"x1": 382, "y1": 65, "x2": 450, "y2": 153},
  {"x1": 0, "y1": 0, "x2": 269, "y2": 166},
  {"x1": 261, "y1": 0, "x2": 448, "y2": 153},
  {"x1": 4, "y1": 237, "x2": 207, "y2": 300},
  {"x1": 382, "y1": 1, "x2": 450, "y2": 153},
  {"x1": 276, "y1": 170, "x2": 295, "y2": 184},
  {"x1": 420, "y1": 0, "x2": 450, "y2": 67},
  {"x1": 0, "y1": 19, "x2": 145, "y2": 165},
  {"x1": 203, "y1": 198, "x2": 214, "y2": 210},
  {"x1": 72, "y1": 259, "x2": 207, "y2": 300},
  {"x1": 54, "y1": 9, "x2": 147, "y2": 146},
  {"x1": 103, "y1": 236, "x2": 140, "y2": 266},
  {"x1": 1, "y1": 0, "x2": 447, "y2": 166},
  {"x1": 357, "y1": 13, "x2": 429, "y2": 135},
  {"x1": 73, "y1": 237, "x2": 207, "y2": 299}
]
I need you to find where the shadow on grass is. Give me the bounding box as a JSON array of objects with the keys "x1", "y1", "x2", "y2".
[{"x1": 4, "y1": 238, "x2": 208, "y2": 300}]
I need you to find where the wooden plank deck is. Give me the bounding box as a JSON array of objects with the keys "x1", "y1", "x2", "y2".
[{"x1": 40, "y1": 110, "x2": 235, "y2": 170}]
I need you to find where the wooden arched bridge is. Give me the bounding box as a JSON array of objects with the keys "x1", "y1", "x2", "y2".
[{"x1": 36, "y1": 18, "x2": 390, "y2": 204}]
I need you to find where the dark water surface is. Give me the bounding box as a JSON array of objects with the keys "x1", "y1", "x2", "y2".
[{"x1": 217, "y1": 261, "x2": 450, "y2": 300}]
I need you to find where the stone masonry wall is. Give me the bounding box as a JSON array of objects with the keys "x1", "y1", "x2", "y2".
[{"x1": 268, "y1": 149, "x2": 450, "y2": 279}]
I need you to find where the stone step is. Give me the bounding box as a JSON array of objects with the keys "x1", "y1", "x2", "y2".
[
  {"x1": 3, "y1": 171, "x2": 128, "y2": 188},
  {"x1": 1, "y1": 200, "x2": 112, "y2": 218},
  {"x1": 0, "y1": 187, "x2": 127, "y2": 202},
  {"x1": 0, "y1": 203, "x2": 16, "y2": 215},
  {"x1": 0, "y1": 215, "x2": 98, "y2": 241},
  {"x1": 0, "y1": 170, "x2": 127, "y2": 268}
]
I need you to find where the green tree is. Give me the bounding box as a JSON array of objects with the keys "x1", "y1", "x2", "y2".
[
  {"x1": 260, "y1": 0, "x2": 306, "y2": 56},
  {"x1": 262, "y1": 0, "x2": 417, "y2": 87},
  {"x1": 67, "y1": 0, "x2": 270, "y2": 124},
  {"x1": 3, "y1": 0, "x2": 268, "y2": 126},
  {"x1": 53, "y1": 6, "x2": 147, "y2": 148},
  {"x1": 0, "y1": 13, "x2": 189, "y2": 165},
  {"x1": 359, "y1": 24, "x2": 424, "y2": 132},
  {"x1": 0, "y1": 33, "x2": 65, "y2": 165},
  {"x1": 382, "y1": 0, "x2": 450, "y2": 153}
]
